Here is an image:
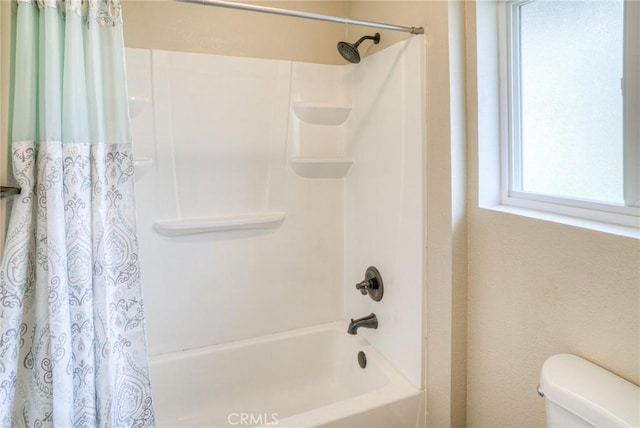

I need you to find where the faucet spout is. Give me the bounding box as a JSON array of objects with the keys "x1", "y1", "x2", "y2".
[{"x1": 347, "y1": 313, "x2": 378, "y2": 335}]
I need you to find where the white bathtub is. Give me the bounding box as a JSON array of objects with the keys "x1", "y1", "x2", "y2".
[{"x1": 149, "y1": 322, "x2": 423, "y2": 428}]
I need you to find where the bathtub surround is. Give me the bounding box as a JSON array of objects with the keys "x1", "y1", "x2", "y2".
[
  {"x1": 128, "y1": 49, "x2": 344, "y2": 355},
  {"x1": 122, "y1": 1, "x2": 464, "y2": 424},
  {"x1": 126, "y1": 35, "x2": 425, "y2": 424},
  {"x1": 346, "y1": 3, "x2": 470, "y2": 427},
  {"x1": 0, "y1": 1, "x2": 154, "y2": 425},
  {"x1": 344, "y1": 36, "x2": 425, "y2": 389}
]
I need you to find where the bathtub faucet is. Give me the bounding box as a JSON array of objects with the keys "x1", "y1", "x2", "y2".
[{"x1": 347, "y1": 313, "x2": 378, "y2": 335}]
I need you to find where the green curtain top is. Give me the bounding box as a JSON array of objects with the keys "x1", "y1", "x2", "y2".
[
  {"x1": 12, "y1": 0, "x2": 130, "y2": 145},
  {"x1": 17, "y1": 0, "x2": 122, "y2": 26}
]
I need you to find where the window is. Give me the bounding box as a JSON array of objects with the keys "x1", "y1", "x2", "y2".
[{"x1": 501, "y1": 0, "x2": 639, "y2": 228}]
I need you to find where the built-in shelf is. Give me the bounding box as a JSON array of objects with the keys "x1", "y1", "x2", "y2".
[
  {"x1": 134, "y1": 157, "x2": 153, "y2": 167},
  {"x1": 293, "y1": 103, "x2": 352, "y2": 126},
  {"x1": 153, "y1": 212, "x2": 286, "y2": 236},
  {"x1": 129, "y1": 96, "x2": 148, "y2": 119},
  {"x1": 290, "y1": 157, "x2": 353, "y2": 178}
]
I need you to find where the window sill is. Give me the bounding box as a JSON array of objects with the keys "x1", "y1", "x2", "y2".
[{"x1": 481, "y1": 203, "x2": 640, "y2": 239}]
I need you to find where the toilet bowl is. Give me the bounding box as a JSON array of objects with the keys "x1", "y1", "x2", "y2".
[{"x1": 539, "y1": 354, "x2": 640, "y2": 427}]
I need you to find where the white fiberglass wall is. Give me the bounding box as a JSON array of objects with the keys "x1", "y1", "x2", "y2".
[
  {"x1": 344, "y1": 36, "x2": 425, "y2": 388},
  {"x1": 127, "y1": 49, "x2": 345, "y2": 356},
  {"x1": 126, "y1": 36, "x2": 424, "y2": 388}
]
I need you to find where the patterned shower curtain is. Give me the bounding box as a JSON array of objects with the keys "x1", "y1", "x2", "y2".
[{"x1": 0, "y1": 0, "x2": 155, "y2": 426}]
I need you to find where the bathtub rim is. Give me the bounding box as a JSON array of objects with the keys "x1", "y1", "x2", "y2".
[
  {"x1": 148, "y1": 321, "x2": 418, "y2": 389},
  {"x1": 149, "y1": 320, "x2": 383, "y2": 367}
]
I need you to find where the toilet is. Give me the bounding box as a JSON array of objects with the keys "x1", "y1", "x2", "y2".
[{"x1": 539, "y1": 354, "x2": 640, "y2": 427}]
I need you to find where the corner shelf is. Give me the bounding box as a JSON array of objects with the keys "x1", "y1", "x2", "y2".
[
  {"x1": 290, "y1": 157, "x2": 353, "y2": 178},
  {"x1": 153, "y1": 212, "x2": 285, "y2": 236},
  {"x1": 293, "y1": 103, "x2": 351, "y2": 126}
]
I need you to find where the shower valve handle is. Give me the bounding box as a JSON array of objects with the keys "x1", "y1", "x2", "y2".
[
  {"x1": 354, "y1": 266, "x2": 384, "y2": 301},
  {"x1": 355, "y1": 279, "x2": 376, "y2": 295}
]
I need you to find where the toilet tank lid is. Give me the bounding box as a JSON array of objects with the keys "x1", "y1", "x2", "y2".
[{"x1": 539, "y1": 354, "x2": 640, "y2": 428}]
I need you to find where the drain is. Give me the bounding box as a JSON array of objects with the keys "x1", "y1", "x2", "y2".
[{"x1": 357, "y1": 351, "x2": 367, "y2": 368}]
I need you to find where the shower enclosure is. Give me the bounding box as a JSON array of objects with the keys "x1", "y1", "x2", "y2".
[{"x1": 126, "y1": 28, "x2": 426, "y2": 425}]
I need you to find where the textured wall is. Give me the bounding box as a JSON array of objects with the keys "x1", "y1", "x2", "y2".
[
  {"x1": 465, "y1": 2, "x2": 640, "y2": 427},
  {"x1": 466, "y1": 210, "x2": 640, "y2": 428}
]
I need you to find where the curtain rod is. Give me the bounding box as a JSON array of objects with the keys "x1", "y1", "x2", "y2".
[{"x1": 174, "y1": 0, "x2": 425, "y2": 35}]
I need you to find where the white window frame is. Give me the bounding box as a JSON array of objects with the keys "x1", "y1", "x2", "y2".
[{"x1": 499, "y1": 0, "x2": 640, "y2": 229}]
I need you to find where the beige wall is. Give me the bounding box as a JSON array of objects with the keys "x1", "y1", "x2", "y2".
[
  {"x1": 465, "y1": 2, "x2": 640, "y2": 427},
  {"x1": 345, "y1": 2, "x2": 414, "y2": 52},
  {"x1": 122, "y1": 0, "x2": 346, "y2": 64},
  {"x1": 466, "y1": 212, "x2": 640, "y2": 427}
]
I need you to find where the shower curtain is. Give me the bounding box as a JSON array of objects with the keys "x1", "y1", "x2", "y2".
[{"x1": 0, "y1": 0, "x2": 154, "y2": 426}]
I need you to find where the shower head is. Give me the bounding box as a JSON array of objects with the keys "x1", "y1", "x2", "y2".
[{"x1": 337, "y1": 33, "x2": 381, "y2": 64}]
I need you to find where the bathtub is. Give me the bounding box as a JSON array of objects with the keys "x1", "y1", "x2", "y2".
[{"x1": 149, "y1": 322, "x2": 423, "y2": 428}]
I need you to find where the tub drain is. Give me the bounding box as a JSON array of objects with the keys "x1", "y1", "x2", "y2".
[{"x1": 357, "y1": 351, "x2": 367, "y2": 369}]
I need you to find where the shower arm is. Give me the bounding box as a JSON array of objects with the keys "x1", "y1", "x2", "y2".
[
  {"x1": 174, "y1": 0, "x2": 424, "y2": 35},
  {"x1": 353, "y1": 35, "x2": 378, "y2": 48}
]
